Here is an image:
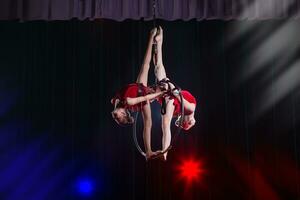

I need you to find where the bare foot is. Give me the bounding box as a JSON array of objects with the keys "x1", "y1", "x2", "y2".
[
  {"x1": 155, "y1": 150, "x2": 163, "y2": 154},
  {"x1": 150, "y1": 27, "x2": 157, "y2": 41},
  {"x1": 163, "y1": 152, "x2": 168, "y2": 161},
  {"x1": 154, "y1": 150, "x2": 167, "y2": 161},
  {"x1": 154, "y1": 26, "x2": 163, "y2": 44},
  {"x1": 146, "y1": 151, "x2": 159, "y2": 161}
]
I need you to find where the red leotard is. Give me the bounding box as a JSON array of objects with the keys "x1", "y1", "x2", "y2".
[
  {"x1": 158, "y1": 90, "x2": 196, "y2": 117},
  {"x1": 112, "y1": 83, "x2": 153, "y2": 112}
]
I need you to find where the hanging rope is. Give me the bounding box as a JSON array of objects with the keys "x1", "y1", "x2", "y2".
[
  {"x1": 152, "y1": 0, "x2": 157, "y2": 29},
  {"x1": 152, "y1": 0, "x2": 158, "y2": 61}
]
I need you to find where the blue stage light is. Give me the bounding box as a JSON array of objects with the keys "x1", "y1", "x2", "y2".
[{"x1": 76, "y1": 178, "x2": 94, "y2": 196}]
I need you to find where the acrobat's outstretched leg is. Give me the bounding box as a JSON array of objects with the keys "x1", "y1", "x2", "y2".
[
  {"x1": 161, "y1": 98, "x2": 175, "y2": 159},
  {"x1": 136, "y1": 28, "x2": 156, "y2": 86},
  {"x1": 154, "y1": 27, "x2": 175, "y2": 160},
  {"x1": 136, "y1": 28, "x2": 157, "y2": 160},
  {"x1": 153, "y1": 27, "x2": 167, "y2": 82}
]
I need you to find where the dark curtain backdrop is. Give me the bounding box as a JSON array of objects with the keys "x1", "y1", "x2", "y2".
[
  {"x1": 1, "y1": 0, "x2": 300, "y2": 21},
  {"x1": 0, "y1": 20, "x2": 300, "y2": 200}
]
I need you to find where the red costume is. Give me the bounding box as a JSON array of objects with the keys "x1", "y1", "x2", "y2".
[
  {"x1": 112, "y1": 83, "x2": 153, "y2": 112},
  {"x1": 158, "y1": 90, "x2": 196, "y2": 116}
]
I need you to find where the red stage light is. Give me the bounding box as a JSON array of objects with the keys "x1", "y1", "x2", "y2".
[{"x1": 177, "y1": 158, "x2": 204, "y2": 184}]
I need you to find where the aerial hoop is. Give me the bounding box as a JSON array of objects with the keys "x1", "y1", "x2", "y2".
[
  {"x1": 132, "y1": 111, "x2": 146, "y2": 157},
  {"x1": 132, "y1": 81, "x2": 185, "y2": 160}
]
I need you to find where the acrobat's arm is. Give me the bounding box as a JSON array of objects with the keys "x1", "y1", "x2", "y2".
[{"x1": 126, "y1": 91, "x2": 165, "y2": 106}]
